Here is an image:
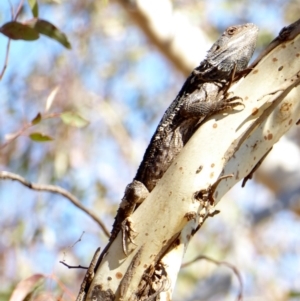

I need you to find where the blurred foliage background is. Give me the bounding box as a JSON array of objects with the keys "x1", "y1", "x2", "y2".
[{"x1": 1, "y1": 0, "x2": 300, "y2": 300}]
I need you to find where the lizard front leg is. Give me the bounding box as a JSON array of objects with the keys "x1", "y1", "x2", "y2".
[{"x1": 181, "y1": 86, "x2": 243, "y2": 119}]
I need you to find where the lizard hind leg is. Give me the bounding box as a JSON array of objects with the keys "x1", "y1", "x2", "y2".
[
  {"x1": 121, "y1": 180, "x2": 149, "y2": 255},
  {"x1": 121, "y1": 218, "x2": 138, "y2": 255}
]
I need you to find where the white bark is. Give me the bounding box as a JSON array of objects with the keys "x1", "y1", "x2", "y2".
[{"x1": 86, "y1": 27, "x2": 300, "y2": 301}]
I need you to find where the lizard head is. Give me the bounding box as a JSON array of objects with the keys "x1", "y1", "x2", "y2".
[{"x1": 205, "y1": 23, "x2": 259, "y2": 79}]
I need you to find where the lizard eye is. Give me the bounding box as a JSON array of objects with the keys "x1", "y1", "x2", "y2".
[{"x1": 227, "y1": 26, "x2": 237, "y2": 35}]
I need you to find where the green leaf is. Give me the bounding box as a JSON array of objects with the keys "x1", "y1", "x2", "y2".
[
  {"x1": 288, "y1": 291, "x2": 300, "y2": 297},
  {"x1": 61, "y1": 112, "x2": 89, "y2": 128},
  {"x1": 31, "y1": 112, "x2": 42, "y2": 125},
  {"x1": 0, "y1": 21, "x2": 39, "y2": 40},
  {"x1": 24, "y1": 18, "x2": 71, "y2": 49},
  {"x1": 28, "y1": 0, "x2": 39, "y2": 17},
  {"x1": 29, "y1": 132, "x2": 53, "y2": 142}
]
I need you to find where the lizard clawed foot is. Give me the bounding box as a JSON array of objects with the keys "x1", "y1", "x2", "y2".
[
  {"x1": 215, "y1": 95, "x2": 244, "y2": 113},
  {"x1": 121, "y1": 218, "x2": 138, "y2": 256}
]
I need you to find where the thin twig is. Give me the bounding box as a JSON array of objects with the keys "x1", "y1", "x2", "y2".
[
  {"x1": 61, "y1": 231, "x2": 85, "y2": 262},
  {"x1": 0, "y1": 171, "x2": 110, "y2": 238},
  {"x1": 59, "y1": 261, "x2": 88, "y2": 270},
  {"x1": 0, "y1": 120, "x2": 31, "y2": 149},
  {"x1": 0, "y1": 0, "x2": 13, "y2": 81},
  {"x1": 14, "y1": 0, "x2": 24, "y2": 21},
  {"x1": 182, "y1": 255, "x2": 243, "y2": 301},
  {"x1": 70, "y1": 231, "x2": 85, "y2": 248},
  {"x1": 0, "y1": 112, "x2": 60, "y2": 149},
  {"x1": 0, "y1": 39, "x2": 11, "y2": 81},
  {"x1": 0, "y1": 0, "x2": 24, "y2": 81}
]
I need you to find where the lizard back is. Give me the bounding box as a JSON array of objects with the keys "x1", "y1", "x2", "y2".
[{"x1": 134, "y1": 23, "x2": 258, "y2": 192}]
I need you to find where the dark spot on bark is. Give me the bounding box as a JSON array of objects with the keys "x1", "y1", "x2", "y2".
[
  {"x1": 91, "y1": 285, "x2": 115, "y2": 301},
  {"x1": 252, "y1": 107, "x2": 259, "y2": 115},
  {"x1": 196, "y1": 165, "x2": 203, "y2": 174},
  {"x1": 280, "y1": 102, "x2": 291, "y2": 112},
  {"x1": 116, "y1": 272, "x2": 123, "y2": 279}
]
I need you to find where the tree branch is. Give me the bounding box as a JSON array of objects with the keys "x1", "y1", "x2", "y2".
[
  {"x1": 117, "y1": 0, "x2": 210, "y2": 76},
  {"x1": 83, "y1": 20, "x2": 300, "y2": 301},
  {"x1": 0, "y1": 171, "x2": 110, "y2": 238}
]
